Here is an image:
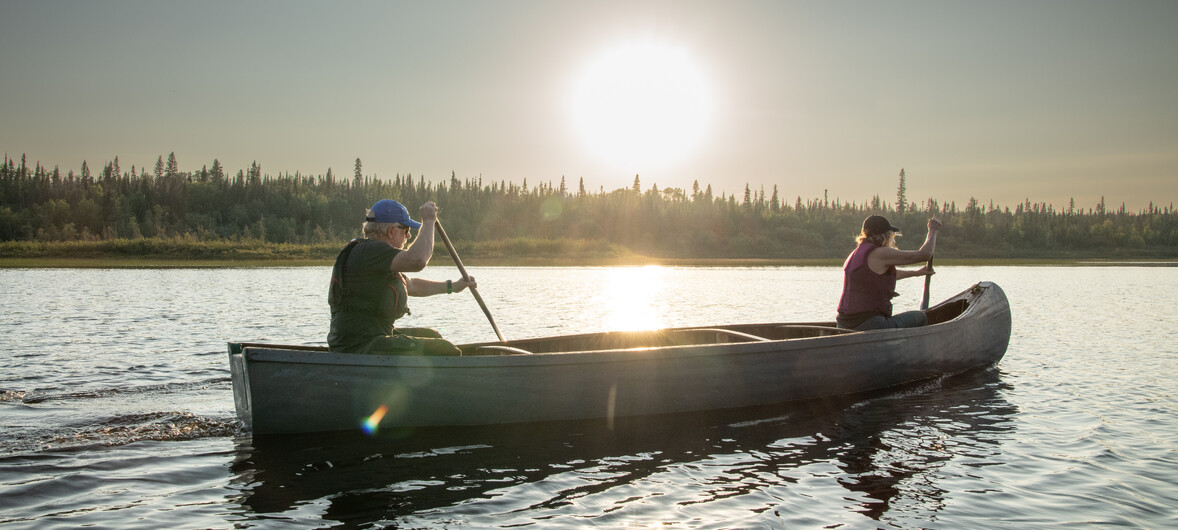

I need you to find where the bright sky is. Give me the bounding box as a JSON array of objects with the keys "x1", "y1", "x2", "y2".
[{"x1": 2, "y1": 0, "x2": 1175, "y2": 211}]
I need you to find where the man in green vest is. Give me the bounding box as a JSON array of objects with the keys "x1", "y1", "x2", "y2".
[{"x1": 327, "y1": 199, "x2": 476, "y2": 355}]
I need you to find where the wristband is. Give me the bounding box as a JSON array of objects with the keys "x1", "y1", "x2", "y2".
[{"x1": 446, "y1": 280, "x2": 453, "y2": 294}]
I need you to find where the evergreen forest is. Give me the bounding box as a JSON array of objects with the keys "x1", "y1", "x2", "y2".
[{"x1": 2, "y1": 153, "x2": 1175, "y2": 261}]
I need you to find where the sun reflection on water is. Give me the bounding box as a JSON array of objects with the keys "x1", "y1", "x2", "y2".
[{"x1": 600, "y1": 266, "x2": 667, "y2": 331}]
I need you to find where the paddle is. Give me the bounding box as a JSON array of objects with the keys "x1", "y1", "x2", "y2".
[
  {"x1": 434, "y1": 220, "x2": 505, "y2": 342},
  {"x1": 920, "y1": 257, "x2": 934, "y2": 311}
]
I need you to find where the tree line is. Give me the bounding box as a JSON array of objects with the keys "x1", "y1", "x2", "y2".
[{"x1": 2, "y1": 153, "x2": 1175, "y2": 259}]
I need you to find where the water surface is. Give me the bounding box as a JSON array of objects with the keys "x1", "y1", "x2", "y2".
[{"x1": 1, "y1": 266, "x2": 1176, "y2": 527}]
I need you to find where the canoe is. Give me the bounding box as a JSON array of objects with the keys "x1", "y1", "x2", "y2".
[{"x1": 229, "y1": 281, "x2": 1010, "y2": 435}]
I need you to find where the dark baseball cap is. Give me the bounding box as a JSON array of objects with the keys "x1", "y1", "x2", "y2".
[{"x1": 862, "y1": 215, "x2": 900, "y2": 237}]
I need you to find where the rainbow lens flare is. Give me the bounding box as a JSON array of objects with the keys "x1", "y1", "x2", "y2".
[{"x1": 362, "y1": 404, "x2": 388, "y2": 435}]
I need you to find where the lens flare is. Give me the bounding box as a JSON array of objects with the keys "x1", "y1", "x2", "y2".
[{"x1": 362, "y1": 404, "x2": 388, "y2": 435}]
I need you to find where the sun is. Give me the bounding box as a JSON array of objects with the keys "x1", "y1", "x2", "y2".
[{"x1": 571, "y1": 41, "x2": 712, "y2": 172}]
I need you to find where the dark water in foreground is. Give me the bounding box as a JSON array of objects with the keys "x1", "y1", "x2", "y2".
[{"x1": 1, "y1": 266, "x2": 1176, "y2": 528}]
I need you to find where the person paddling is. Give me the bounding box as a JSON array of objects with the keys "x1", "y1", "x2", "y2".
[
  {"x1": 327, "y1": 199, "x2": 476, "y2": 355},
  {"x1": 836, "y1": 215, "x2": 941, "y2": 330}
]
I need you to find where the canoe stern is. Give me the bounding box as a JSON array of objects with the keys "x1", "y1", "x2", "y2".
[{"x1": 227, "y1": 343, "x2": 254, "y2": 430}]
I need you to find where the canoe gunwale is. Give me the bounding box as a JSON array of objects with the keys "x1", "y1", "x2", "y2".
[
  {"x1": 241, "y1": 323, "x2": 945, "y2": 368},
  {"x1": 232, "y1": 281, "x2": 998, "y2": 368}
]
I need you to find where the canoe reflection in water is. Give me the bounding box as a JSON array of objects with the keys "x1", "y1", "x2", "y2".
[{"x1": 226, "y1": 368, "x2": 1016, "y2": 527}]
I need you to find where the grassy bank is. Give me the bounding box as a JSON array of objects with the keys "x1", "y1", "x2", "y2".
[
  {"x1": 6, "y1": 256, "x2": 1175, "y2": 269},
  {"x1": 0, "y1": 237, "x2": 642, "y2": 268},
  {"x1": 2, "y1": 238, "x2": 1175, "y2": 268}
]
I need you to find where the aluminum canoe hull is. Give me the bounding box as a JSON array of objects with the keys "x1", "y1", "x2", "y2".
[{"x1": 229, "y1": 282, "x2": 1010, "y2": 434}]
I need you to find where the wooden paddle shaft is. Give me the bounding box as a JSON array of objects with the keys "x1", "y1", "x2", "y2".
[
  {"x1": 435, "y1": 220, "x2": 505, "y2": 342},
  {"x1": 920, "y1": 257, "x2": 934, "y2": 311}
]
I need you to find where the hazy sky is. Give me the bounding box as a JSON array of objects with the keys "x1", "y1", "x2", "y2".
[{"x1": 2, "y1": 0, "x2": 1175, "y2": 211}]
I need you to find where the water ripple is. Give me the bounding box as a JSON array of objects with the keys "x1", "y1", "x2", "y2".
[{"x1": 20, "y1": 378, "x2": 230, "y2": 405}]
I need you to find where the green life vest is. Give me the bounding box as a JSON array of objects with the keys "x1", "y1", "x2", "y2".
[{"x1": 328, "y1": 239, "x2": 410, "y2": 322}]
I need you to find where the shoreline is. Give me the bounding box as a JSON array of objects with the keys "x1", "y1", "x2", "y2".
[
  {"x1": 5, "y1": 238, "x2": 1176, "y2": 268},
  {"x1": 3, "y1": 256, "x2": 1175, "y2": 269}
]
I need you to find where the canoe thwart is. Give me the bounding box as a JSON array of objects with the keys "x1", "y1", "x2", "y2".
[
  {"x1": 676, "y1": 328, "x2": 771, "y2": 342},
  {"x1": 780, "y1": 324, "x2": 858, "y2": 336},
  {"x1": 475, "y1": 344, "x2": 535, "y2": 355}
]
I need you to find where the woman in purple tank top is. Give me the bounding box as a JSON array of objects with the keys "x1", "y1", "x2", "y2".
[{"x1": 836, "y1": 215, "x2": 942, "y2": 330}]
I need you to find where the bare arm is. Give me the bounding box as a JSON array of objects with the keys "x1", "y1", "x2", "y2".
[
  {"x1": 896, "y1": 266, "x2": 933, "y2": 280},
  {"x1": 389, "y1": 202, "x2": 438, "y2": 273},
  {"x1": 406, "y1": 276, "x2": 477, "y2": 297},
  {"x1": 868, "y1": 218, "x2": 941, "y2": 273}
]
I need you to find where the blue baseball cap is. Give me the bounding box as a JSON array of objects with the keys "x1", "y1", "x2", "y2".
[{"x1": 366, "y1": 199, "x2": 422, "y2": 228}]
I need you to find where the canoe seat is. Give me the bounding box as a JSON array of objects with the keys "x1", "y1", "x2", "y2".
[
  {"x1": 677, "y1": 328, "x2": 770, "y2": 342},
  {"x1": 474, "y1": 345, "x2": 535, "y2": 355},
  {"x1": 780, "y1": 324, "x2": 857, "y2": 337}
]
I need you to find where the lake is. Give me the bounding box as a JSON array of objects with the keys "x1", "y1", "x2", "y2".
[{"x1": 1, "y1": 265, "x2": 1176, "y2": 528}]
